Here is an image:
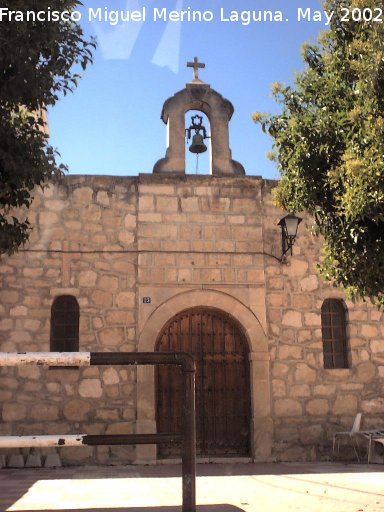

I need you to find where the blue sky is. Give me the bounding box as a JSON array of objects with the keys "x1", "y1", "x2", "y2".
[{"x1": 48, "y1": 0, "x2": 328, "y2": 179}]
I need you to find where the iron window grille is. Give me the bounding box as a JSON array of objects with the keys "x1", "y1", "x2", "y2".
[{"x1": 321, "y1": 298, "x2": 349, "y2": 369}]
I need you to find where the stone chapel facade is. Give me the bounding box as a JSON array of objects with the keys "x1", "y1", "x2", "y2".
[{"x1": 0, "y1": 68, "x2": 384, "y2": 466}]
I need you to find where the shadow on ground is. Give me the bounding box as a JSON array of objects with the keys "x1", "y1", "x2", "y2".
[
  {"x1": 18, "y1": 461, "x2": 383, "y2": 478},
  {"x1": 0, "y1": 506, "x2": 244, "y2": 512}
]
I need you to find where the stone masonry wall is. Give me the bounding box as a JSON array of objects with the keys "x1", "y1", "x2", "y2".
[
  {"x1": 0, "y1": 173, "x2": 384, "y2": 465},
  {"x1": 262, "y1": 180, "x2": 384, "y2": 461},
  {"x1": 136, "y1": 175, "x2": 384, "y2": 462},
  {"x1": 0, "y1": 176, "x2": 138, "y2": 465},
  {"x1": 137, "y1": 174, "x2": 264, "y2": 285}
]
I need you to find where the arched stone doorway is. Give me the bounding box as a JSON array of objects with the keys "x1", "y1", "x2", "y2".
[
  {"x1": 136, "y1": 290, "x2": 272, "y2": 463},
  {"x1": 155, "y1": 307, "x2": 251, "y2": 457}
]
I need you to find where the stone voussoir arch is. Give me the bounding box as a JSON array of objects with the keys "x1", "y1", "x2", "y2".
[
  {"x1": 138, "y1": 289, "x2": 268, "y2": 353},
  {"x1": 135, "y1": 289, "x2": 272, "y2": 462}
]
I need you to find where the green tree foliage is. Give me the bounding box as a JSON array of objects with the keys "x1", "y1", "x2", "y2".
[
  {"x1": 254, "y1": 0, "x2": 384, "y2": 305},
  {"x1": 0, "y1": 1, "x2": 95, "y2": 254}
]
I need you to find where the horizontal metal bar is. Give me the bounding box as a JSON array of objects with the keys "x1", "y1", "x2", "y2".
[
  {"x1": 0, "y1": 351, "x2": 196, "y2": 512},
  {"x1": 0, "y1": 352, "x2": 195, "y2": 372},
  {"x1": 84, "y1": 434, "x2": 183, "y2": 446},
  {"x1": 0, "y1": 433, "x2": 183, "y2": 449},
  {"x1": 0, "y1": 352, "x2": 91, "y2": 367},
  {"x1": 90, "y1": 352, "x2": 195, "y2": 372},
  {"x1": 0, "y1": 435, "x2": 86, "y2": 448}
]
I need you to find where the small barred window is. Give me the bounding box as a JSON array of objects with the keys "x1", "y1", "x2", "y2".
[{"x1": 321, "y1": 299, "x2": 349, "y2": 369}]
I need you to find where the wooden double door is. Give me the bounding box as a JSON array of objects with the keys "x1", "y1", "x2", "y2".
[{"x1": 156, "y1": 308, "x2": 251, "y2": 457}]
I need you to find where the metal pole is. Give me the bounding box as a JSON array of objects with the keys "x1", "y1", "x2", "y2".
[
  {"x1": 0, "y1": 433, "x2": 183, "y2": 449},
  {"x1": 0, "y1": 351, "x2": 196, "y2": 512},
  {"x1": 0, "y1": 352, "x2": 91, "y2": 366},
  {"x1": 182, "y1": 361, "x2": 196, "y2": 512},
  {"x1": 90, "y1": 351, "x2": 194, "y2": 367},
  {"x1": 90, "y1": 351, "x2": 196, "y2": 512}
]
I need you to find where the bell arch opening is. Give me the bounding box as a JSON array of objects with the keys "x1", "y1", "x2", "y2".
[
  {"x1": 155, "y1": 306, "x2": 251, "y2": 458},
  {"x1": 185, "y1": 110, "x2": 212, "y2": 175}
]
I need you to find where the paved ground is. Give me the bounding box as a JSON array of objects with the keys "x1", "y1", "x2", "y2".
[{"x1": 0, "y1": 462, "x2": 383, "y2": 512}]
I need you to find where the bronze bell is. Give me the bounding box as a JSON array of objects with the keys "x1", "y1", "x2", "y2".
[{"x1": 189, "y1": 133, "x2": 207, "y2": 154}]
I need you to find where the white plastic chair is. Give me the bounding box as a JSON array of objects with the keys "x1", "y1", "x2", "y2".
[{"x1": 332, "y1": 413, "x2": 362, "y2": 462}]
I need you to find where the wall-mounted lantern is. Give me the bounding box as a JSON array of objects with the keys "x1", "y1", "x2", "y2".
[{"x1": 278, "y1": 214, "x2": 302, "y2": 262}]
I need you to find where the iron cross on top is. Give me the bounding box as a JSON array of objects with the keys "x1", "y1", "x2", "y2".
[{"x1": 187, "y1": 57, "x2": 205, "y2": 80}]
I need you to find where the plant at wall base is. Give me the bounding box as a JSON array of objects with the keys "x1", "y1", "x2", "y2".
[
  {"x1": 0, "y1": 0, "x2": 96, "y2": 255},
  {"x1": 253, "y1": 0, "x2": 384, "y2": 306}
]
